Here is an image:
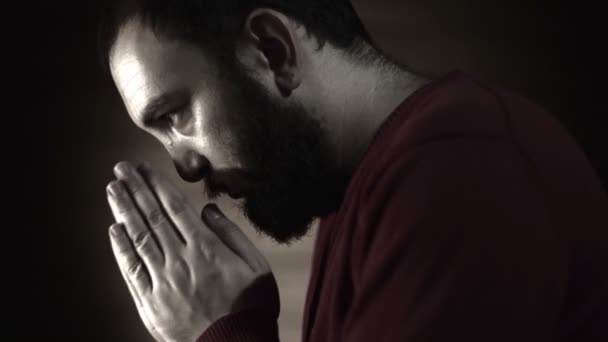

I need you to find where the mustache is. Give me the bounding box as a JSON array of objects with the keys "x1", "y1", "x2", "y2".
[
  {"x1": 202, "y1": 167, "x2": 262, "y2": 199},
  {"x1": 202, "y1": 181, "x2": 222, "y2": 200}
]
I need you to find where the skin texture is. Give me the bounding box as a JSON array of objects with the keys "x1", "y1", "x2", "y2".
[{"x1": 107, "y1": 8, "x2": 429, "y2": 341}]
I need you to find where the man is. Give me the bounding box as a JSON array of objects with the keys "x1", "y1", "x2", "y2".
[{"x1": 99, "y1": 1, "x2": 608, "y2": 341}]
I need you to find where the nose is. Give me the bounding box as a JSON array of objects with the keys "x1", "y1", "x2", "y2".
[{"x1": 172, "y1": 149, "x2": 210, "y2": 183}]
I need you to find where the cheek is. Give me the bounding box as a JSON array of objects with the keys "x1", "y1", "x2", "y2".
[
  {"x1": 143, "y1": 129, "x2": 174, "y2": 152},
  {"x1": 182, "y1": 122, "x2": 241, "y2": 170},
  {"x1": 188, "y1": 97, "x2": 242, "y2": 167}
]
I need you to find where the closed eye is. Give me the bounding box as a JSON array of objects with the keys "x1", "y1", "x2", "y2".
[
  {"x1": 158, "y1": 104, "x2": 188, "y2": 127},
  {"x1": 159, "y1": 111, "x2": 180, "y2": 125}
]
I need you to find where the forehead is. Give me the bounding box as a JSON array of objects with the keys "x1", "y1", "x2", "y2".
[{"x1": 109, "y1": 19, "x2": 213, "y2": 120}]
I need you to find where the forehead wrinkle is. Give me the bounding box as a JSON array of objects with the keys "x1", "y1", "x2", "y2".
[
  {"x1": 112, "y1": 25, "x2": 202, "y2": 122},
  {"x1": 119, "y1": 51, "x2": 170, "y2": 98},
  {"x1": 119, "y1": 58, "x2": 147, "y2": 89},
  {"x1": 123, "y1": 70, "x2": 145, "y2": 96},
  {"x1": 113, "y1": 51, "x2": 140, "y2": 73},
  {"x1": 122, "y1": 77, "x2": 148, "y2": 112},
  {"x1": 115, "y1": 54, "x2": 164, "y2": 117}
]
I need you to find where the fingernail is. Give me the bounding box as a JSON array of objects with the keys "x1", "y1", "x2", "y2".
[
  {"x1": 107, "y1": 181, "x2": 123, "y2": 197},
  {"x1": 110, "y1": 224, "x2": 120, "y2": 236},
  {"x1": 115, "y1": 162, "x2": 130, "y2": 176},
  {"x1": 107, "y1": 182, "x2": 116, "y2": 197},
  {"x1": 205, "y1": 204, "x2": 222, "y2": 219}
]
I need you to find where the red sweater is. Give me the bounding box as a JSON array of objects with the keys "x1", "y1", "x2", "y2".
[{"x1": 200, "y1": 71, "x2": 608, "y2": 341}]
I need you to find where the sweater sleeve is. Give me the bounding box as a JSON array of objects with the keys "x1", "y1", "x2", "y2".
[
  {"x1": 197, "y1": 273, "x2": 281, "y2": 342},
  {"x1": 346, "y1": 138, "x2": 567, "y2": 341}
]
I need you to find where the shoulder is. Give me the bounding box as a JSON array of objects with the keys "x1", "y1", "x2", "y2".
[
  {"x1": 349, "y1": 136, "x2": 557, "y2": 286},
  {"x1": 358, "y1": 73, "x2": 515, "y2": 197}
]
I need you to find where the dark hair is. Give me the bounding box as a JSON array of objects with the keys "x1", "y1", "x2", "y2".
[{"x1": 97, "y1": 0, "x2": 381, "y2": 74}]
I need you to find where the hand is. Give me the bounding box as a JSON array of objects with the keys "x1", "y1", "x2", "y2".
[{"x1": 106, "y1": 161, "x2": 273, "y2": 342}]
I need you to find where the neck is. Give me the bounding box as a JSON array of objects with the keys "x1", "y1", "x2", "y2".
[{"x1": 310, "y1": 51, "x2": 431, "y2": 175}]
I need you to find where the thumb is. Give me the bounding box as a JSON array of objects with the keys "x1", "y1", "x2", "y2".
[{"x1": 201, "y1": 204, "x2": 269, "y2": 272}]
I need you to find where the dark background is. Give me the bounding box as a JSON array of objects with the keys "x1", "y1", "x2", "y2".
[{"x1": 17, "y1": 0, "x2": 605, "y2": 340}]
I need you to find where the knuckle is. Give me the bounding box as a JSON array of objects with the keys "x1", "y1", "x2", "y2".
[
  {"x1": 137, "y1": 239, "x2": 157, "y2": 256},
  {"x1": 127, "y1": 260, "x2": 144, "y2": 275},
  {"x1": 129, "y1": 182, "x2": 144, "y2": 196},
  {"x1": 116, "y1": 246, "x2": 132, "y2": 256},
  {"x1": 114, "y1": 241, "x2": 132, "y2": 255},
  {"x1": 200, "y1": 240, "x2": 219, "y2": 261},
  {"x1": 112, "y1": 195, "x2": 133, "y2": 213},
  {"x1": 171, "y1": 259, "x2": 189, "y2": 274},
  {"x1": 132, "y1": 230, "x2": 153, "y2": 248},
  {"x1": 147, "y1": 208, "x2": 166, "y2": 225},
  {"x1": 114, "y1": 244, "x2": 131, "y2": 258},
  {"x1": 168, "y1": 199, "x2": 185, "y2": 215},
  {"x1": 117, "y1": 202, "x2": 132, "y2": 214}
]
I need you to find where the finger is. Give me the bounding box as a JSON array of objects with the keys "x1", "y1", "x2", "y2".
[
  {"x1": 123, "y1": 276, "x2": 158, "y2": 338},
  {"x1": 109, "y1": 223, "x2": 152, "y2": 294},
  {"x1": 124, "y1": 267, "x2": 144, "y2": 309},
  {"x1": 201, "y1": 204, "x2": 270, "y2": 272},
  {"x1": 114, "y1": 161, "x2": 183, "y2": 254},
  {"x1": 110, "y1": 225, "x2": 160, "y2": 338},
  {"x1": 107, "y1": 180, "x2": 164, "y2": 275},
  {"x1": 111, "y1": 225, "x2": 144, "y2": 309},
  {"x1": 138, "y1": 162, "x2": 222, "y2": 247}
]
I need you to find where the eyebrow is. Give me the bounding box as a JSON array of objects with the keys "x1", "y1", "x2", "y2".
[{"x1": 139, "y1": 90, "x2": 188, "y2": 123}]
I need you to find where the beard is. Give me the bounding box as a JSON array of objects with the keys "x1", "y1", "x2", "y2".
[{"x1": 203, "y1": 59, "x2": 348, "y2": 244}]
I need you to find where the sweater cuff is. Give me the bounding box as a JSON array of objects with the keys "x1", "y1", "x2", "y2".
[
  {"x1": 197, "y1": 273, "x2": 281, "y2": 342},
  {"x1": 197, "y1": 308, "x2": 280, "y2": 342}
]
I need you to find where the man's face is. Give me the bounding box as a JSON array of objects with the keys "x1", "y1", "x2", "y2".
[{"x1": 110, "y1": 20, "x2": 344, "y2": 243}]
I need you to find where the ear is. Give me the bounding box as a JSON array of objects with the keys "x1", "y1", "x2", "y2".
[{"x1": 243, "y1": 8, "x2": 302, "y2": 96}]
